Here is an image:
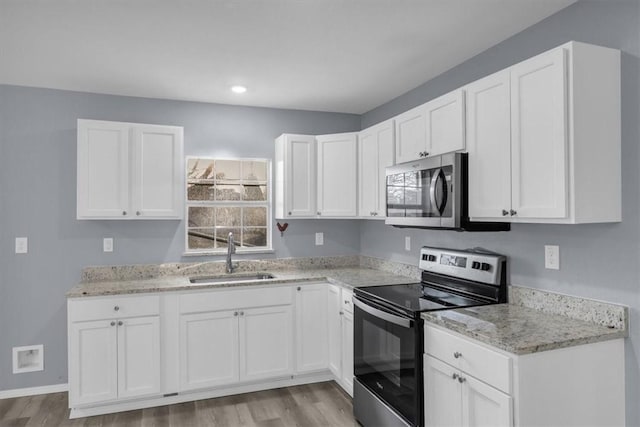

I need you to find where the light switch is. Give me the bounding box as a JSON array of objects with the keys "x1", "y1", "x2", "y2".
[
  {"x1": 103, "y1": 238, "x2": 113, "y2": 253},
  {"x1": 405, "y1": 236, "x2": 411, "y2": 251},
  {"x1": 315, "y1": 232, "x2": 324, "y2": 246},
  {"x1": 15, "y1": 237, "x2": 28, "y2": 254}
]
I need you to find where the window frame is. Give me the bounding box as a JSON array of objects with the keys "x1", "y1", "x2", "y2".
[{"x1": 183, "y1": 156, "x2": 273, "y2": 256}]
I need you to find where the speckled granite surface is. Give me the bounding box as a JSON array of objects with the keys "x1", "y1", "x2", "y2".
[
  {"x1": 67, "y1": 266, "x2": 416, "y2": 298},
  {"x1": 422, "y1": 304, "x2": 627, "y2": 355}
]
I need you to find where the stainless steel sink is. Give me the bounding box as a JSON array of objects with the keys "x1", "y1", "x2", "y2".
[{"x1": 189, "y1": 273, "x2": 275, "y2": 284}]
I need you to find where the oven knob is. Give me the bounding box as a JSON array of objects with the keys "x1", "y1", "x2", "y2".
[
  {"x1": 480, "y1": 263, "x2": 491, "y2": 271},
  {"x1": 422, "y1": 254, "x2": 428, "y2": 261},
  {"x1": 471, "y1": 261, "x2": 480, "y2": 270},
  {"x1": 427, "y1": 255, "x2": 437, "y2": 262}
]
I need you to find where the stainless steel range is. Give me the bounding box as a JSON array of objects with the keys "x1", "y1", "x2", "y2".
[{"x1": 352, "y1": 246, "x2": 507, "y2": 427}]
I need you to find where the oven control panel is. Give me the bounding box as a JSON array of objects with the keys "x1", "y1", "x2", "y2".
[{"x1": 419, "y1": 246, "x2": 505, "y2": 285}]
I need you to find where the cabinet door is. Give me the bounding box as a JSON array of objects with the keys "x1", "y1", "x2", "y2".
[
  {"x1": 239, "y1": 305, "x2": 293, "y2": 382},
  {"x1": 295, "y1": 284, "x2": 329, "y2": 373},
  {"x1": 77, "y1": 120, "x2": 130, "y2": 219},
  {"x1": 359, "y1": 120, "x2": 395, "y2": 218},
  {"x1": 132, "y1": 125, "x2": 183, "y2": 219},
  {"x1": 395, "y1": 104, "x2": 428, "y2": 163},
  {"x1": 426, "y1": 89, "x2": 465, "y2": 156},
  {"x1": 286, "y1": 134, "x2": 317, "y2": 217},
  {"x1": 317, "y1": 133, "x2": 358, "y2": 217},
  {"x1": 341, "y1": 310, "x2": 354, "y2": 396},
  {"x1": 424, "y1": 355, "x2": 462, "y2": 427},
  {"x1": 117, "y1": 316, "x2": 161, "y2": 399},
  {"x1": 179, "y1": 311, "x2": 239, "y2": 391},
  {"x1": 69, "y1": 320, "x2": 118, "y2": 406},
  {"x1": 462, "y1": 374, "x2": 512, "y2": 427},
  {"x1": 511, "y1": 48, "x2": 568, "y2": 219},
  {"x1": 466, "y1": 70, "x2": 512, "y2": 219},
  {"x1": 327, "y1": 285, "x2": 342, "y2": 378}
]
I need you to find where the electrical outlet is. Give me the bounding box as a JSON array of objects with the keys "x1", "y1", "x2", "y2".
[
  {"x1": 315, "y1": 232, "x2": 324, "y2": 246},
  {"x1": 103, "y1": 238, "x2": 113, "y2": 252},
  {"x1": 545, "y1": 245, "x2": 560, "y2": 270},
  {"x1": 15, "y1": 237, "x2": 28, "y2": 254},
  {"x1": 405, "y1": 236, "x2": 411, "y2": 251}
]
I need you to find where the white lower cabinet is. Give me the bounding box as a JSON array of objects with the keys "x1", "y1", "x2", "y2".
[
  {"x1": 295, "y1": 284, "x2": 329, "y2": 373},
  {"x1": 328, "y1": 284, "x2": 354, "y2": 395},
  {"x1": 424, "y1": 324, "x2": 625, "y2": 427},
  {"x1": 178, "y1": 286, "x2": 294, "y2": 392},
  {"x1": 425, "y1": 355, "x2": 511, "y2": 427},
  {"x1": 68, "y1": 295, "x2": 162, "y2": 407}
]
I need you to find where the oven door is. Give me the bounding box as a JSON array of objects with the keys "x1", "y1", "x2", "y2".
[{"x1": 353, "y1": 296, "x2": 422, "y2": 426}]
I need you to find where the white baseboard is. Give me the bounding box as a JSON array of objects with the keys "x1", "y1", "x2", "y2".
[{"x1": 0, "y1": 383, "x2": 68, "y2": 400}]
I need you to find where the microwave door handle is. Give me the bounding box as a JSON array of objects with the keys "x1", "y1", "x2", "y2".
[
  {"x1": 353, "y1": 297, "x2": 413, "y2": 329},
  {"x1": 429, "y1": 168, "x2": 447, "y2": 215}
]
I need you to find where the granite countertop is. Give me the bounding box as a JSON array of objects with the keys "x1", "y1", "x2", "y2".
[
  {"x1": 66, "y1": 267, "x2": 416, "y2": 298},
  {"x1": 422, "y1": 303, "x2": 627, "y2": 355}
]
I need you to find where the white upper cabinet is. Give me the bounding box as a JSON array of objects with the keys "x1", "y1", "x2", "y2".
[
  {"x1": 317, "y1": 133, "x2": 358, "y2": 217},
  {"x1": 466, "y1": 70, "x2": 512, "y2": 219},
  {"x1": 394, "y1": 89, "x2": 465, "y2": 164},
  {"x1": 358, "y1": 119, "x2": 395, "y2": 218},
  {"x1": 275, "y1": 134, "x2": 317, "y2": 218},
  {"x1": 467, "y1": 41, "x2": 621, "y2": 224},
  {"x1": 394, "y1": 104, "x2": 428, "y2": 164},
  {"x1": 77, "y1": 119, "x2": 184, "y2": 220}
]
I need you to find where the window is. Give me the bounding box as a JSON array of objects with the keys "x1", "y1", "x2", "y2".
[{"x1": 185, "y1": 157, "x2": 271, "y2": 254}]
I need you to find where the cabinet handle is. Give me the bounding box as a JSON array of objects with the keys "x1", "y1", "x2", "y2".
[
  {"x1": 122, "y1": 211, "x2": 127, "y2": 216},
  {"x1": 344, "y1": 300, "x2": 350, "y2": 305},
  {"x1": 114, "y1": 306, "x2": 120, "y2": 311},
  {"x1": 288, "y1": 211, "x2": 292, "y2": 215},
  {"x1": 339, "y1": 311, "x2": 343, "y2": 316},
  {"x1": 418, "y1": 152, "x2": 424, "y2": 158},
  {"x1": 453, "y1": 351, "x2": 462, "y2": 359},
  {"x1": 240, "y1": 311, "x2": 244, "y2": 316},
  {"x1": 452, "y1": 373, "x2": 458, "y2": 380},
  {"x1": 457, "y1": 375, "x2": 466, "y2": 383},
  {"x1": 502, "y1": 209, "x2": 509, "y2": 216},
  {"x1": 110, "y1": 321, "x2": 116, "y2": 326},
  {"x1": 118, "y1": 321, "x2": 123, "y2": 326},
  {"x1": 317, "y1": 212, "x2": 321, "y2": 216},
  {"x1": 297, "y1": 287, "x2": 301, "y2": 291},
  {"x1": 234, "y1": 311, "x2": 238, "y2": 316},
  {"x1": 136, "y1": 211, "x2": 141, "y2": 216},
  {"x1": 510, "y1": 209, "x2": 517, "y2": 216}
]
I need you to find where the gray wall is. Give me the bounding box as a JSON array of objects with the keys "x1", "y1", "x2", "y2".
[
  {"x1": 361, "y1": 0, "x2": 640, "y2": 424},
  {"x1": 0, "y1": 86, "x2": 361, "y2": 390}
]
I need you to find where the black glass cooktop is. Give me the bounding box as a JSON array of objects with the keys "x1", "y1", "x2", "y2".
[{"x1": 356, "y1": 283, "x2": 489, "y2": 314}]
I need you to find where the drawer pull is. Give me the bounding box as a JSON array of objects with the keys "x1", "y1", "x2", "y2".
[
  {"x1": 452, "y1": 373, "x2": 458, "y2": 380},
  {"x1": 453, "y1": 351, "x2": 462, "y2": 359},
  {"x1": 234, "y1": 312, "x2": 238, "y2": 316},
  {"x1": 110, "y1": 321, "x2": 116, "y2": 327},
  {"x1": 114, "y1": 306, "x2": 120, "y2": 312},
  {"x1": 118, "y1": 321, "x2": 123, "y2": 326},
  {"x1": 457, "y1": 375, "x2": 466, "y2": 383},
  {"x1": 240, "y1": 311, "x2": 244, "y2": 316}
]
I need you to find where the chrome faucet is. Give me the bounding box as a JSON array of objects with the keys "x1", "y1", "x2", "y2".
[{"x1": 226, "y1": 232, "x2": 236, "y2": 273}]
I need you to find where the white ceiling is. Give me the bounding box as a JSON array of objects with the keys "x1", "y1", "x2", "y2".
[{"x1": 0, "y1": 0, "x2": 576, "y2": 114}]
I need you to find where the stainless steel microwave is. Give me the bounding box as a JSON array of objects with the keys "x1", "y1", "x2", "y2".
[{"x1": 385, "y1": 153, "x2": 509, "y2": 231}]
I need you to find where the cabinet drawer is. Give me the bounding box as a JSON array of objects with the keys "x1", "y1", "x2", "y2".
[
  {"x1": 180, "y1": 286, "x2": 293, "y2": 314},
  {"x1": 68, "y1": 294, "x2": 160, "y2": 322},
  {"x1": 425, "y1": 325, "x2": 511, "y2": 393},
  {"x1": 342, "y1": 288, "x2": 354, "y2": 314}
]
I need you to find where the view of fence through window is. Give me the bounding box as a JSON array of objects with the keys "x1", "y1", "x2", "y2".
[{"x1": 186, "y1": 158, "x2": 270, "y2": 253}]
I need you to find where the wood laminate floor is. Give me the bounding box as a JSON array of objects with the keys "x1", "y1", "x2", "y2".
[{"x1": 0, "y1": 381, "x2": 358, "y2": 427}]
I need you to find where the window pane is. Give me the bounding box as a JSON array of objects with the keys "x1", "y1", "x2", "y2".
[
  {"x1": 188, "y1": 228, "x2": 215, "y2": 249},
  {"x1": 187, "y1": 183, "x2": 215, "y2": 201},
  {"x1": 242, "y1": 227, "x2": 267, "y2": 248},
  {"x1": 215, "y1": 160, "x2": 241, "y2": 183},
  {"x1": 187, "y1": 159, "x2": 215, "y2": 180},
  {"x1": 216, "y1": 185, "x2": 242, "y2": 201},
  {"x1": 216, "y1": 207, "x2": 241, "y2": 227},
  {"x1": 216, "y1": 227, "x2": 241, "y2": 249},
  {"x1": 243, "y1": 161, "x2": 267, "y2": 181},
  {"x1": 188, "y1": 207, "x2": 215, "y2": 228},
  {"x1": 243, "y1": 207, "x2": 267, "y2": 227},
  {"x1": 243, "y1": 184, "x2": 267, "y2": 201}
]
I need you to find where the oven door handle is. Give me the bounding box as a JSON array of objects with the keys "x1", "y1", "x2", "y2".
[{"x1": 353, "y1": 297, "x2": 414, "y2": 329}]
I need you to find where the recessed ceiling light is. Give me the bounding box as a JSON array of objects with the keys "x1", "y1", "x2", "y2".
[{"x1": 231, "y1": 85, "x2": 247, "y2": 94}]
